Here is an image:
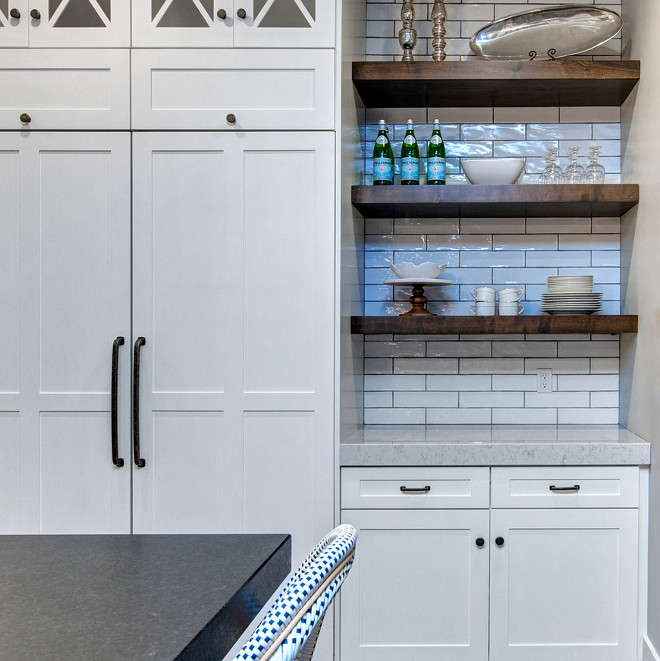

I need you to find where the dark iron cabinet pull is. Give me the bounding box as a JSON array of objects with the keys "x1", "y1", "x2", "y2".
[
  {"x1": 132, "y1": 337, "x2": 146, "y2": 468},
  {"x1": 111, "y1": 337, "x2": 125, "y2": 468},
  {"x1": 400, "y1": 485, "x2": 431, "y2": 493},
  {"x1": 549, "y1": 484, "x2": 580, "y2": 492}
]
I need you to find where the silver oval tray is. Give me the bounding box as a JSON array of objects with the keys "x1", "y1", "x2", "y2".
[{"x1": 470, "y1": 5, "x2": 623, "y2": 61}]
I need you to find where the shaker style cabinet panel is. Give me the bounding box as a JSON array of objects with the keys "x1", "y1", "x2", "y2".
[
  {"x1": 0, "y1": 0, "x2": 129, "y2": 47},
  {"x1": 0, "y1": 132, "x2": 132, "y2": 534},
  {"x1": 490, "y1": 508, "x2": 639, "y2": 661},
  {"x1": 131, "y1": 49, "x2": 334, "y2": 131},
  {"x1": 340, "y1": 509, "x2": 490, "y2": 661},
  {"x1": 131, "y1": 132, "x2": 335, "y2": 564},
  {"x1": 0, "y1": 49, "x2": 130, "y2": 130},
  {"x1": 132, "y1": 0, "x2": 334, "y2": 48}
]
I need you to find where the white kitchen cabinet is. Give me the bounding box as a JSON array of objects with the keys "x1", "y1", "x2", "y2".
[
  {"x1": 0, "y1": 132, "x2": 132, "y2": 534},
  {"x1": 0, "y1": 0, "x2": 129, "y2": 47},
  {"x1": 132, "y1": 0, "x2": 334, "y2": 48},
  {"x1": 131, "y1": 131, "x2": 335, "y2": 563},
  {"x1": 340, "y1": 466, "x2": 642, "y2": 661},
  {"x1": 131, "y1": 49, "x2": 334, "y2": 131}
]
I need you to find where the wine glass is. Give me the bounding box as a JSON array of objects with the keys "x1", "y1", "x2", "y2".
[
  {"x1": 562, "y1": 146, "x2": 585, "y2": 184},
  {"x1": 538, "y1": 147, "x2": 563, "y2": 184},
  {"x1": 585, "y1": 145, "x2": 606, "y2": 184}
]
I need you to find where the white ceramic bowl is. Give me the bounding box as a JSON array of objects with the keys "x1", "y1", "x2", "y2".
[
  {"x1": 390, "y1": 261, "x2": 447, "y2": 279},
  {"x1": 461, "y1": 158, "x2": 525, "y2": 185}
]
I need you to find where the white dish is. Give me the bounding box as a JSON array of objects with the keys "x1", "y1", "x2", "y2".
[
  {"x1": 383, "y1": 278, "x2": 453, "y2": 286},
  {"x1": 544, "y1": 310, "x2": 598, "y2": 315},
  {"x1": 390, "y1": 261, "x2": 447, "y2": 279},
  {"x1": 461, "y1": 158, "x2": 525, "y2": 185}
]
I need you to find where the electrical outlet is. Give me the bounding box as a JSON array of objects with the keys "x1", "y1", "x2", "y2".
[{"x1": 536, "y1": 368, "x2": 552, "y2": 393}]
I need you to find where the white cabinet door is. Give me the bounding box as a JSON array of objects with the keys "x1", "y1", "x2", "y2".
[
  {"x1": 26, "y1": 0, "x2": 129, "y2": 47},
  {"x1": 132, "y1": 132, "x2": 334, "y2": 563},
  {"x1": 490, "y1": 508, "x2": 639, "y2": 661},
  {"x1": 0, "y1": 132, "x2": 131, "y2": 534},
  {"x1": 0, "y1": 0, "x2": 28, "y2": 46},
  {"x1": 340, "y1": 509, "x2": 490, "y2": 661}
]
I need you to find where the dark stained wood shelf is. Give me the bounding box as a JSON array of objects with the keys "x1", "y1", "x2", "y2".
[
  {"x1": 352, "y1": 315, "x2": 638, "y2": 335},
  {"x1": 352, "y1": 60, "x2": 640, "y2": 108},
  {"x1": 352, "y1": 184, "x2": 639, "y2": 218}
]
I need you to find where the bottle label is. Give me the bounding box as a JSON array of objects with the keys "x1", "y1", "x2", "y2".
[
  {"x1": 376, "y1": 135, "x2": 388, "y2": 146},
  {"x1": 373, "y1": 157, "x2": 393, "y2": 182},
  {"x1": 404, "y1": 134, "x2": 416, "y2": 145},
  {"x1": 401, "y1": 156, "x2": 419, "y2": 181},
  {"x1": 427, "y1": 157, "x2": 446, "y2": 181},
  {"x1": 430, "y1": 135, "x2": 443, "y2": 145}
]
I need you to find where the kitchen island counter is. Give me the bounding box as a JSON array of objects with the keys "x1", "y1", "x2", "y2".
[
  {"x1": 0, "y1": 534, "x2": 290, "y2": 661},
  {"x1": 341, "y1": 425, "x2": 650, "y2": 466}
]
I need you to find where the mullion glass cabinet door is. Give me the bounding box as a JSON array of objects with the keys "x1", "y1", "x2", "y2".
[
  {"x1": 27, "y1": 0, "x2": 129, "y2": 47},
  {"x1": 0, "y1": 0, "x2": 29, "y2": 46},
  {"x1": 132, "y1": 0, "x2": 233, "y2": 47}
]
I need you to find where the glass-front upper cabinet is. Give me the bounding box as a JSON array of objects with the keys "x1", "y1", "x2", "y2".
[
  {"x1": 0, "y1": 0, "x2": 129, "y2": 47},
  {"x1": 132, "y1": 0, "x2": 334, "y2": 48}
]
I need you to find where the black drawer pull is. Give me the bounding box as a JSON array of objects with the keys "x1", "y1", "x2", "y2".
[
  {"x1": 400, "y1": 485, "x2": 431, "y2": 493},
  {"x1": 549, "y1": 484, "x2": 580, "y2": 492},
  {"x1": 111, "y1": 337, "x2": 125, "y2": 468}
]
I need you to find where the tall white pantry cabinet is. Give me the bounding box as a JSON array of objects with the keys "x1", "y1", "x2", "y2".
[{"x1": 0, "y1": 0, "x2": 337, "y2": 567}]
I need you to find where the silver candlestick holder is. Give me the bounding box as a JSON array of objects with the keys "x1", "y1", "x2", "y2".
[
  {"x1": 431, "y1": 0, "x2": 447, "y2": 61},
  {"x1": 399, "y1": 0, "x2": 417, "y2": 62}
]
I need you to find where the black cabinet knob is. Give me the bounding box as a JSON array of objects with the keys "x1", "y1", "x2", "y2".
[
  {"x1": 236, "y1": 8, "x2": 247, "y2": 19},
  {"x1": 495, "y1": 536, "x2": 505, "y2": 547},
  {"x1": 216, "y1": 9, "x2": 226, "y2": 19},
  {"x1": 226, "y1": 113, "x2": 236, "y2": 125},
  {"x1": 20, "y1": 113, "x2": 31, "y2": 124},
  {"x1": 30, "y1": 8, "x2": 41, "y2": 19},
  {"x1": 475, "y1": 537, "x2": 485, "y2": 547},
  {"x1": 10, "y1": 8, "x2": 20, "y2": 19}
]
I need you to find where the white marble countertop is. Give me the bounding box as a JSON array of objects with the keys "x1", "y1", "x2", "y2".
[{"x1": 340, "y1": 425, "x2": 651, "y2": 466}]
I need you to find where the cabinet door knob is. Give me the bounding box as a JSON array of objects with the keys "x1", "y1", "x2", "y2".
[
  {"x1": 236, "y1": 7, "x2": 247, "y2": 19},
  {"x1": 495, "y1": 536, "x2": 505, "y2": 547},
  {"x1": 226, "y1": 113, "x2": 236, "y2": 125},
  {"x1": 30, "y1": 8, "x2": 41, "y2": 19},
  {"x1": 20, "y1": 113, "x2": 31, "y2": 124},
  {"x1": 475, "y1": 537, "x2": 485, "y2": 547},
  {"x1": 216, "y1": 8, "x2": 226, "y2": 19},
  {"x1": 9, "y1": 8, "x2": 20, "y2": 18}
]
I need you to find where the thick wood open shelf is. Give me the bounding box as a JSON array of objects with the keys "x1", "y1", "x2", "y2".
[
  {"x1": 352, "y1": 315, "x2": 638, "y2": 335},
  {"x1": 352, "y1": 184, "x2": 639, "y2": 218},
  {"x1": 352, "y1": 60, "x2": 640, "y2": 108}
]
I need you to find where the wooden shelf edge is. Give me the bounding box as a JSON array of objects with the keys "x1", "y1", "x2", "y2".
[{"x1": 351, "y1": 315, "x2": 639, "y2": 335}]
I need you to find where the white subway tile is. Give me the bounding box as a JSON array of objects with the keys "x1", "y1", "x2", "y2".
[
  {"x1": 364, "y1": 407, "x2": 426, "y2": 424},
  {"x1": 492, "y1": 408, "x2": 557, "y2": 424},
  {"x1": 449, "y1": 4, "x2": 496, "y2": 21},
  {"x1": 492, "y1": 341, "x2": 557, "y2": 358},
  {"x1": 592, "y1": 252, "x2": 620, "y2": 267},
  {"x1": 365, "y1": 341, "x2": 426, "y2": 358},
  {"x1": 394, "y1": 358, "x2": 459, "y2": 374},
  {"x1": 428, "y1": 341, "x2": 492, "y2": 357},
  {"x1": 447, "y1": 141, "x2": 493, "y2": 157},
  {"x1": 559, "y1": 106, "x2": 620, "y2": 123},
  {"x1": 492, "y1": 268, "x2": 557, "y2": 284},
  {"x1": 558, "y1": 140, "x2": 620, "y2": 157},
  {"x1": 591, "y1": 391, "x2": 620, "y2": 407},
  {"x1": 365, "y1": 218, "x2": 394, "y2": 235},
  {"x1": 394, "y1": 391, "x2": 459, "y2": 407},
  {"x1": 364, "y1": 391, "x2": 393, "y2": 408},
  {"x1": 461, "y1": 124, "x2": 526, "y2": 140},
  {"x1": 366, "y1": 4, "x2": 401, "y2": 20},
  {"x1": 364, "y1": 375, "x2": 426, "y2": 391},
  {"x1": 461, "y1": 218, "x2": 525, "y2": 234},
  {"x1": 525, "y1": 391, "x2": 590, "y2": 408},
  {"x1": 525, "y1": 217, "x2": 591, "y2": 234},
  {"x1": 558, "y1": 408, "x2": 619, "y2": 424},
  {"x1": 443, "y1": 267, "x2": 493, "y2": 284},
  {"x1": 495, "y1": 3, "x2": 544, "y2": 18},
  {"x1": 558, "y1": 267, "x2": 619, "y2": 283},
  {"x1": 395, "y1": 218, "x2": 459, "y2": 234},
  {"x1": 460, "y1": 358, "x2": 525, "y2": 374},
  {"x1": 558, "y1": 341, "x2": 619, "y2": 358},
  {"x1": 364, "y1": 302, "x2": 410, "y2": 315},
  {"x1": 365, "y1": 234, "x2": 426, "y2": 251},
  {"x1": 365, "y1": 285, "x2": 393, "y2": 301},
  {"x1": 559, "y1": 234, "x2": 620, "y2": 250},
  {"x1": 427, "y1": 107, "x2": 493, "y2": 123},
  {"x1": 525, "y1": 358, "x2": 590, "y2": 374},
  {"x1": 427, "y1": 408, "x2": 492, "y2": 424},
  {"x1": 427, "y1": 375, "x2": 492, "y2": 391},
  {"x1": 365, "y1": 251, "x2": 393, "y2": 268},
  {"x1": 494, "y1": 140, "x2": 557, "y2": 157},
  {"x1": 600, "y1": 300, "x2": 621, "y2": 314},
  {"x1": 527, "y1": 124, "x2": 592, "y2": 140},
  {"x1": 427, "y1": 234, "x2": 492, "y2": 250},
  {"x1": 494, "y1": 234, "x2": 558, "y2": 250},
  {"x1": 591, "y1": 217, "x2": 621, "y2": 233},
  {"x1": 364, "y1": 334, "x2": 393, "y2": 342},
  {"x1": 460, "y1": 391, "x2": 524, "y2": 407},
  {"x1": 590, "y1": 358, "x2": 620, "y2": 374},
  {"x1": 364, "y1": 358, "x2": 393, "y2": 374},
  {"x1": 526, "y1": 251, "x2": 591, "y2": 267},
  {"x1": 558, "y1": 374, "x2": 619, "y2": 391},
  {"x1": 491, "y1": 374, "x2": 541, "y2": 390},
  {"x1": 592, "y1": 123, "x2": 621, "y2": 140},
  {"x1": 460, "y1": 251, "x2": 525, "y2": 267},
  {"x1": 494, "y1": 107, "x2": 559, "y2": 123},
  {"x1": 366, "y1": 21, "x2": 396, "y2": 38}
]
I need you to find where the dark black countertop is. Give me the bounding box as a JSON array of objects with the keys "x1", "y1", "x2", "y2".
[{"x1": 0, "y1": 534, "x2": 291, "y2": 661}]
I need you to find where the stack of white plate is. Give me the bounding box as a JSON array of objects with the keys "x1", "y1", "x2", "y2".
[{"x1": 541, "y1": 276, "x2": 601, "y2": 314}]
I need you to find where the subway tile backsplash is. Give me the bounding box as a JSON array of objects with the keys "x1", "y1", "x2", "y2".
[{"x1": 360, "y1": 0, "x2": 622, "y2": 425}]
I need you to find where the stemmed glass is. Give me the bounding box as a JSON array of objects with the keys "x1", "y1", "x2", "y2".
[
  {"x1": 538, "y1": 147, "x2": 563, "y2": 184},
  {"x1": 562, "y1": 146, "x2": 585, "y2": 184},
  {"x1": 585, "y1": 145, "x2": 606, "y2": 184}
]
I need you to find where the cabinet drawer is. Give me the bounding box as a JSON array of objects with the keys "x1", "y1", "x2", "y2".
[
  {"x1": 342, "y1": 467, "x2": 490, "y2": 509},
  {"x1": 491, "y1": 466, "x2": 639, "y2": 508},
  {"x1": 0, "y1": 50, "x2": 130, "y2": 130},
  {"x1": 131, "y1": 49, "x2": 334, "y2": 130}
]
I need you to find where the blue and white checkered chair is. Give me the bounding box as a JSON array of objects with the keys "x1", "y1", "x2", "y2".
[{"x1": 233, "y1": 524, "x2": 357, "y2": 661}]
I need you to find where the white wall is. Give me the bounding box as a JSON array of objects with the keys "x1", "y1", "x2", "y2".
[{"x1": 620, "y1": 0, "x2": 660, "y2": 648}]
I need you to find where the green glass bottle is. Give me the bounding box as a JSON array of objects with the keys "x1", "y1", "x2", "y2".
[
  {"x1": 400, "y1": 119, "x2": 420, "y2": 185},
  {"x1": 372, "y1": 120, "x2": 394, "y2": 185},
  {"x1": 427, "y1": 118, "x2": 446, "y2": 185}
]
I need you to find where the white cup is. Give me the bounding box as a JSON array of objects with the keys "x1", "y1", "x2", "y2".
[
  {"x1": 498, "y1": 302, "x2": 524, "y2": 316},
  {"x1": 470, "y1": 301, "x2": 496, "y2": 316},
  {"x1": 470, "y1": 286, "x2": 496, "y2": 302},
  {"x1": 497, "y1": 287, "x2": 523, "y2": 303}
]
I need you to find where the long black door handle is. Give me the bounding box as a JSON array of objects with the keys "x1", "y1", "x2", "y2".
[
  {"x1": 111, "y1": 337, "x2": 125, "y2": 468},
  {"x1": 132, "y1": 337, "x2": 146, "y2": 468}
]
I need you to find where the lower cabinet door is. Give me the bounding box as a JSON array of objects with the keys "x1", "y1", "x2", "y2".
[
  {"x1": 340, "y1": 509, "x2": 490, "y2": 661},
  {"x1": 489, "y1": 508, "x2": 639, "y2": 661}
]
